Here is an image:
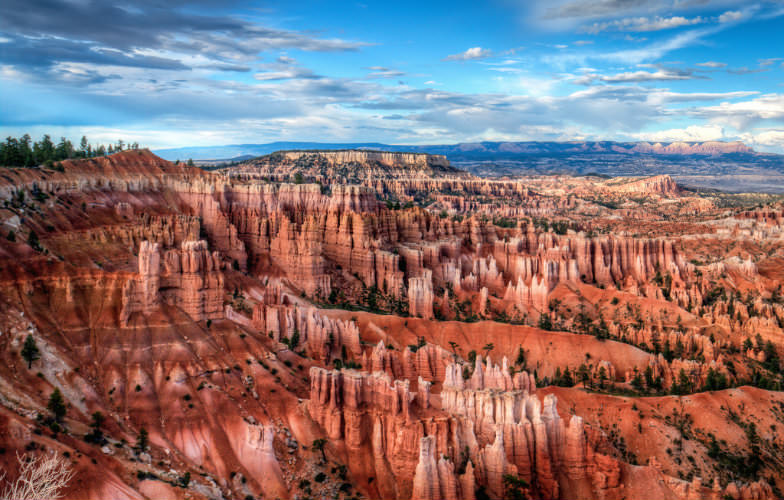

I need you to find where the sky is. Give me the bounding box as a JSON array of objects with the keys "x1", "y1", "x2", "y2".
[{"x1": 1, "y1": 0, "x2": 784, "y2": 151}]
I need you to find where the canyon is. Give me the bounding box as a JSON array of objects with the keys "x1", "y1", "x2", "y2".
[{"x1": 0, "y1": 148, "x2": 783, "y2": 500}]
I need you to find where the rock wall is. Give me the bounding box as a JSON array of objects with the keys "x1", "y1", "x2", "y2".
[{"x1": 121, "y1": 239, "x2": 224, "y2": 324}]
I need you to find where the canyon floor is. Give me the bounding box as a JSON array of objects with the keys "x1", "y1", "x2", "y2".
[{"x1": 1, "y1": 149, "x2": 783, "y2": 500}]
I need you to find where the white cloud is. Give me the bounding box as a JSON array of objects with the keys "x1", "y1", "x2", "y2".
[
  {"x1": 741, "y1": 129, "x2": 784, "y2": 149},
  {"x1": 718, "y1": 10, "x2": 744, "y2": 23},
  {"x1": 583, "y1": 16, "x2": 703, "y2": 34},
  {"x1": 364, "y1": 66, "x2": 406, "y2": 78},
  {"x1": 759, "y1": 58, "x2": 783, "y2": 67},
  {"x1": 696, "y1": 61, "x2": 727, "y2": 68},
  {"x1": 630, "y1": 124, "x2": 726, "y2": 142},
  {"x1": 690, "y1": 93, "x2": 784, "y2": 129},
  {"x1": 444, "y1": 47, "x2": 493, "y2": 61},
  {"x1": 576, "y1": 68, "x2": 696, "y2": 84}
]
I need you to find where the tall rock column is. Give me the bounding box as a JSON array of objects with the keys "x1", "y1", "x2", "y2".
[
  {"x1": 138, "y1": 240, "x2": 161, "y2": 313},
  {"x1": 412, "y1": 436, "x2": 441, "y2": 500},
  {"x1": 409, "y1": 270, "x2": 434, "y2": 319}
]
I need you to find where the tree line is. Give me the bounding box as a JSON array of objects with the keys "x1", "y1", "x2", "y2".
[{"x1": 0, "y1": 134, "x2": 141, "y2": 168}]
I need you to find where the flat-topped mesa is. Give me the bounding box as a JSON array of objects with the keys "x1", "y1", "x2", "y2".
[
  {"x1": 278, "y1": 150, "x2": 452, "y2": 169},
  {"x1": 230, "y1": 149, "x2": 466, "y2": 184},
  {"x1": 630, "y1": 140, "x2": 753, "y2": 155},
  {"x1": 121, "y1": 239, "x2": 224, "y2": 324}
]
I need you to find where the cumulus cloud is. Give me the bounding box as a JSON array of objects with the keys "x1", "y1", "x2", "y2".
[
  {"x1": 689, "y1": 93, "x2": 784, "y2": 129},
  {"x1": 630, "y1": 124, "x2": 726, "y2": 142},
  {"x1": 741, "y1": 129, "x2": 784, "y2": 149},
  {"x1": 444, "y1": 47, "x2": 494, "y2": 61}
]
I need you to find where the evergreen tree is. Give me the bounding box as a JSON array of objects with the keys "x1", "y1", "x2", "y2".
[
  {"x1": 562, "y1": 366, "x2": 574, "y2": 386},
  {"x1": 515, "y1": 346, "x2": 526, "y2": 367},
  {"x1": 137, "y1": 427, "x2": 149, "y2": 452},
  {"x1": 34, "y1": 134, "x2": 55, "y2": 164},
  {"x1": 312, "y1": 438, "x2": 327, "y2": 462},
  {"x1": 631, "y1": 371, "x2": 644, "y2": 391},
  {"x1": 55, "y1": 137, "x2": 74, "y2": 160},
  {"x1": 48, "y1": 388, "x2": 67, "y2": 422},
  {"x1": 644, "y1": 366, "x2": 655, "y2": 389},
  {"x1": 673, "y1": 368, "x2": 690, "y2": 395},
  {"x1": 20, "y1": 134, "x2": 34, "y2": 166},
  {"x1": 577, "y1": 363, "x2": 590, "y2": 387},
  {"x1": 79, "y1": 136, "x2": 89, "y2": 157},
  {"x1": 482, "y1": 343, "x2": 494, "y2": 358},
  {"x1": 27, "y1": 230, "x2": 41, "y2": 252},
  {"x1": 21, "y1": 334, "x2": 40, "y2": 369},
  {"x1": 598, "y1": 366, "x2": 608, "y2": 388}
]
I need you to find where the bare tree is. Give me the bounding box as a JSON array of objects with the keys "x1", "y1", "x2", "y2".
[{"x1": 1, "y1": 452, "x2": 74, "y2": 500}]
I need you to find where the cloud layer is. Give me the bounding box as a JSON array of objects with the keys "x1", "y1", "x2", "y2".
[{"x1": 0, "y1": 0, "x2": 783, "y2": 152}]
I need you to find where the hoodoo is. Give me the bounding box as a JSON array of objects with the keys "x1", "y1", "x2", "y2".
[{"x1": 0, "y1": 147, "x2": 780, "y2": 500}]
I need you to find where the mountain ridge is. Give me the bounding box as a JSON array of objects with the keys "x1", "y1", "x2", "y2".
[{"x1": 155, "y1": 140, "x2": 761, "y2": 162}]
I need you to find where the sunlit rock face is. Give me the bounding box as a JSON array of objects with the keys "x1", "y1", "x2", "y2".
[{"x1": 0, "y1": 149, "x2": 780, "y2": 500}]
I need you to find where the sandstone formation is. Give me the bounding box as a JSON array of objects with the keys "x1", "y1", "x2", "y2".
[{"x1": 0, "y1": 149, "x2": 781, "y2": 500}]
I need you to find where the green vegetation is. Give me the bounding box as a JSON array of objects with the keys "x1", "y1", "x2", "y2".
[
  {"x1": 21, "y1": 334, "x2": 40, "y2": 369},
  {"x1": 136, "y1": 427, "x2": 149, "y2": 453},
  {"x1": 312, "y1": 438, "x2": 327, "y2": 462},
  {"x1": 47, "y1": 388, "x2": 67, "y2": 423},
  {"x1": 1, "y1": 134, "x2": 141, "y2": 167}
]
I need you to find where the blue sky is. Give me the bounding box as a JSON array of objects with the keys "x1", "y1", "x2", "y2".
[{"x1": 1, "y1": 0, "x2": 784, "y2": 151}]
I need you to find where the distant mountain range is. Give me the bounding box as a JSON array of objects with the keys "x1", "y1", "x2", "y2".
[
  {"x1": 153, "y1": 140, "x2": 784, "y2": 193},
  {"x1": 154, "y1": 140, "x2": 761, "y2": 162}
]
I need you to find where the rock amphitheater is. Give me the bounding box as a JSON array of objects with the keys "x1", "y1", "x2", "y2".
[{"x1": 0, "y1": 149, "x2": 782, "y2": 499}]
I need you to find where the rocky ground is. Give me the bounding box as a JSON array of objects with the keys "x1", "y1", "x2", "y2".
[{"x1": 0, "y1": 149, "x2": 782, "y2": 500}]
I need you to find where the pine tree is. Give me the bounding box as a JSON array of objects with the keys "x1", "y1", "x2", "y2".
[
  {"x1": 515, "y1": 346, "x2": 526, "y2": 367},
  {"x1": 312, "y1": 438, "x2": 327, "y2": 462},
  {"x1": 79, "y1": 136, "x2": 89, "y2": 157},
  {"x1": 137, "y1": 427, "x2": 149, "y2": 452},
  {"x1": 48, "y1": 388, "x2": 67, "y2": 422},
  {"x1": 21, "y1": 334, "x2": 40, "y2": 369},
  {"x1": 598, "y1": 366, "x2": 608, "y2": 388},
  {"x1": 631, "y1": 371, "x2": 644, "y2": 391},
  {"x1": 562, "y1": 366, "x2": 574, "y2": 386}
]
